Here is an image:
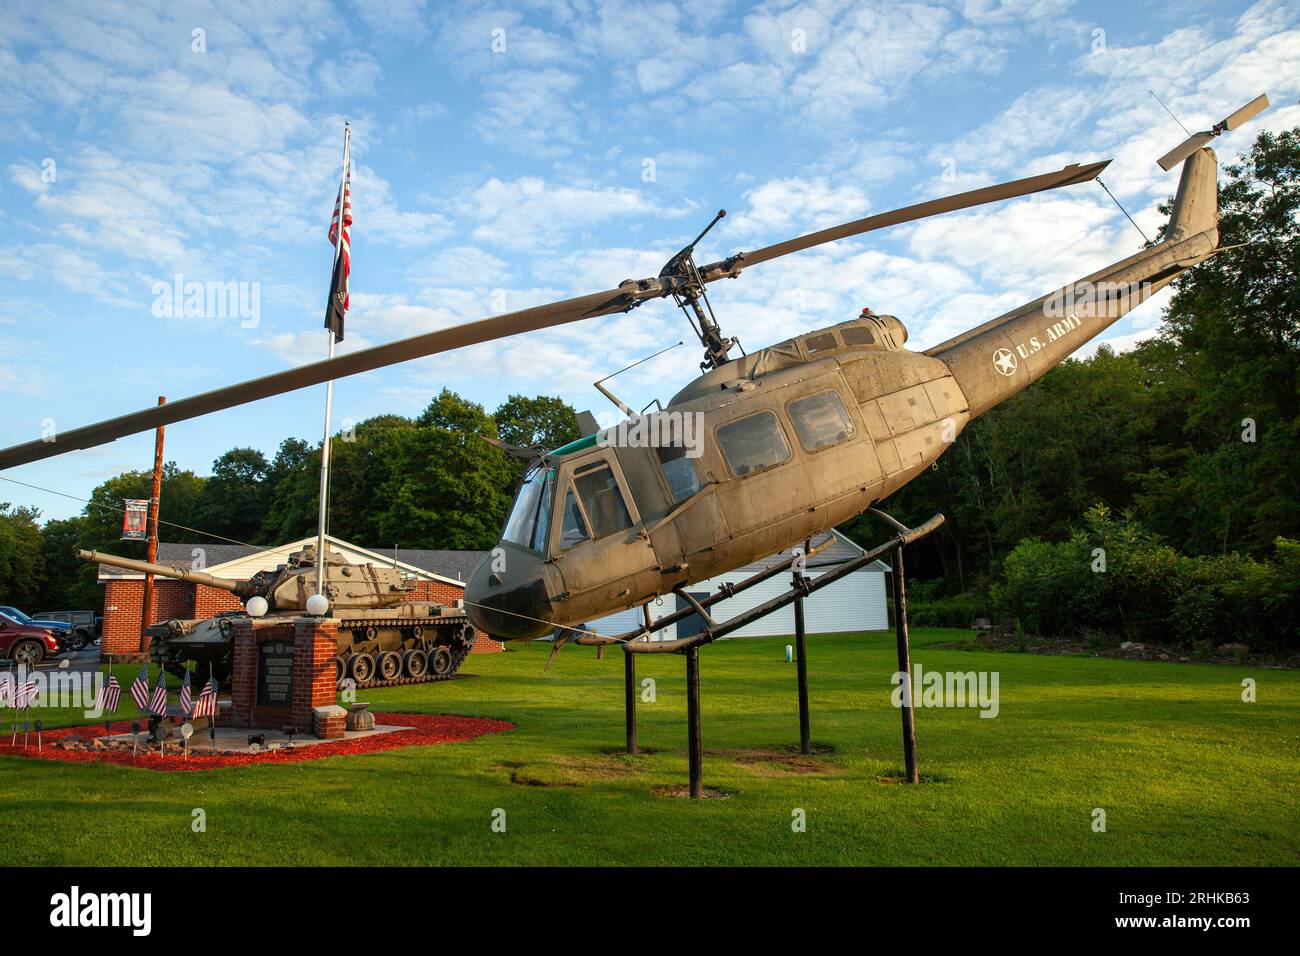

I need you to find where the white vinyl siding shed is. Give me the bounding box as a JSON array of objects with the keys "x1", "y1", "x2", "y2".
[{"x1": 586, "y1": 528, "x2": 888, "y2": 641}]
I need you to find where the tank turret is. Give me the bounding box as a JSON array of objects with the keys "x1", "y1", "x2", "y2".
[{"x1": 78, "y1": 545, "x2": 416, "y2": 612}]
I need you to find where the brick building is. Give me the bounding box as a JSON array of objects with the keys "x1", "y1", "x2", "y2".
[{"x1": 96, "y1": 534, "x2": 495, "y2": 659}]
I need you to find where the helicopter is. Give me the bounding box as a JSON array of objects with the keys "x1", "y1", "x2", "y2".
[{"x1": 0, "y1": 95, "x2": 1267, "y2": 645}]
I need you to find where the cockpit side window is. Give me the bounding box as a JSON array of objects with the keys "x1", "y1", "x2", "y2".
[
  {"x1": 571, "y1": 462, "x2": 633, "y2": 539},
  {"x1": 559, "y1": 489, "x2": 589, "y2": 549},
  {"x1": 503, "y1": 465, "x2": 554, "y2": 551}
]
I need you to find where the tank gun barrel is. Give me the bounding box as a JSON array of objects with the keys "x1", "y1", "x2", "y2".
[{"x1": 77, "y1": 549, "x2": 255, "y2": 597}]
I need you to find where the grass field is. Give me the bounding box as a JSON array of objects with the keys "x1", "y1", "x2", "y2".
[{"x1": 2, "y1": 629, "x2": 1297, "y2": 866}]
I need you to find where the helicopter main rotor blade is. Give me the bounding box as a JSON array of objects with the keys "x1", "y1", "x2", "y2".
[
  {"x1": 0, "y1": 287, "x2": 637, "y2": 470},
  {"x1": 694, "y1": 160, "x2": 1111, "y2": 278},
  {"x1": 0, "y1": 160, "x2": 1110, "y2": 471}
]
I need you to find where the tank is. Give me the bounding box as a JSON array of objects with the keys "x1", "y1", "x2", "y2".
[{"x1": 77, "y1": 545, "x2": 476, "y2": 688}]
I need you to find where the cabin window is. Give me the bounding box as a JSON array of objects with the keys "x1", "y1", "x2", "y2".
[
  {"x1": 572, "y1": 462, "x2": 633, "y2": 539},
  {"x1": 787, "y1": 389, "x2": 855, "y2": 452},
  {"x1": 717, "y1": 411, "x2": 791, "y2": 477},
  {"x1": 503, "y1": 466, "x2": 554, "y2": 551},
  {"x1": 657, "y1": 445, "x2": 700, "y2": 501},
  {"x1": 653, "y1": 414, "x2": 702, "y2": 501},
  {"x1": 558, "y1": 489, "x2": 589, "y2": 549},
  {"x1": 841, "y1": 325, "x2": 875, "y2": 346},
  {"x1": 804, "y1": 332, "x2": 838, "y2": 354}
]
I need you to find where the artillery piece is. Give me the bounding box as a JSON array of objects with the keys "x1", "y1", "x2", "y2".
[{"x1": 78, "y1": 545, "x2": 477, "y2": 688}]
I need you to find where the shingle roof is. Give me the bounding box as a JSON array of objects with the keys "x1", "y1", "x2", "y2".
[
  {"x1": 96, "y1": 541, "x2": 488, "y2": 585},
  {"x1": 390, "y1": 549, "x2": 490, "y2": 584}
]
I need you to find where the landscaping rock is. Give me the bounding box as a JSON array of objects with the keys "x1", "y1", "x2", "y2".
[{"x1": 1217, "y1": 642, "x2": 1250, "y2": 658}]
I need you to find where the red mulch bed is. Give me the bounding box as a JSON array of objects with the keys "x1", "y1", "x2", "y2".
[{"x1": 0, "y1": 713, "x2": 514, "y2": 772}]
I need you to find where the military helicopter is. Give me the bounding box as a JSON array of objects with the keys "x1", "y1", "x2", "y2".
[{"x1": 0, "y1": 95, "x2": 1267, "y2": 645}]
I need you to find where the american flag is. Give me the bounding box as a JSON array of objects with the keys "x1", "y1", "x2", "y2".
[
  {"x1": 14, "y1": 673, "x2": 36, "y2": 710},
  {"x1": 129, "y1": 661, "x2": 150, "y2": 710},
  {"x1": 324, "y1": 128, "x2": 352, "y2": 343},
  {"x1": 192, "y1": 674, "x2": 219, "y2": 718},
  {"x1": 178, "y1": 669, "x2": 192, "y2": 716},
  {"x1": 149, "y1": 667, "x2": 168, "y2": 716},
  {"x1": 0, "y1": 673, "x2": 11, "y2": 708},
  {"x1": 94, "y1": 673, "x2": 121, "y2": 714}
]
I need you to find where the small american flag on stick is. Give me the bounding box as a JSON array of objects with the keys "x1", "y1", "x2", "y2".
[
  {"x1": 149, "y1": 667, "x2": 168, "y2": 717},
  {"x1": 192, "y1": 673, "x2": 219, "y2": 718},
  {"x1": 178, "y1": 669, "x2": 192, "y2": 716},
  {"x1": 14, "y1": 673, "x2": 36, "y2": 710},
  {"x1": 94, "y1": 673, "x2": 121, "y2": 714},
  {"x1": 129, "y1": 661, "x2": 150, "y2": 710}
]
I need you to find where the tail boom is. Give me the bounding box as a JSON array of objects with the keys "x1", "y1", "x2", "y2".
[{"x1": 928, "y1": 148, "x2": 1220, "y2": 418}]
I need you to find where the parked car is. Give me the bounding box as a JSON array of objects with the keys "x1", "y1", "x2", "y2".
[
  {"x1": 0, "y1": 610, "x2": 63, "y2": 665},
  {"x1": 31, "y1": 609, "x2": 101, "y2": 648}
]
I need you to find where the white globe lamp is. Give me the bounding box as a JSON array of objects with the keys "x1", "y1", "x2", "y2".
[
  {"x1": 245, "y1": 595, "x2": 269, "y2": 618},
  {"x1": 305, "y1": 593, "x2": 330, "y2": 617}
]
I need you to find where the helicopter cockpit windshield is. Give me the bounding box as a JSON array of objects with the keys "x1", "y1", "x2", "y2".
[{"x1": 503, "y1": 465, "x2": 555, "y2": 552}]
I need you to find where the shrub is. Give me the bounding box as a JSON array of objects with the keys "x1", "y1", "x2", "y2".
[{"x1": 991, "y1": 506, "x2": 1298, "y2": 651}]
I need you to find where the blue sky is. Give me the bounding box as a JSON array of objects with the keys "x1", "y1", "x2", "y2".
[{"x1": 2, "y1": 0, "x2": 1297, "y2": 523}]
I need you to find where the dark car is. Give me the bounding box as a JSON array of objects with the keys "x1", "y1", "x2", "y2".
[
  {"x1": 0, "y1": 611, "x2": 63, "y2": 665},
  {"x1": 31, "y1": 609, "x2": 100, "y2": 648}
]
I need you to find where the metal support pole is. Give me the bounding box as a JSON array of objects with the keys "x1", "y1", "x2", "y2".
[
  {"x1": 793, "y1": 538, "x2": 811, "y2": 755},
  {"x1": 891, "y1": 543, "x2": 919, "y2": 784},
  {"x1": 685, "y1": 645, "x2": 702, "y2": 799},
  {"x1": 624, "y1": 648, "x2": 637, "y2": 755},
  {"x1": 141, "y1": 396, "x2": 166, "y2": 654}
]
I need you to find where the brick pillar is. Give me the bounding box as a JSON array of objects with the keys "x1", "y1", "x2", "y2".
[
  {"x1": 293, "y1": 618, "x2": 339, "y2": 737},
  {"x1": 229, "y1": 618, "x2": 257, "y2": 728}
]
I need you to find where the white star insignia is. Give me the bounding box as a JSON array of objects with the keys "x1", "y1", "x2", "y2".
[{"x1": 992, "y1": 348, "x2": 1018, "y2": 376}]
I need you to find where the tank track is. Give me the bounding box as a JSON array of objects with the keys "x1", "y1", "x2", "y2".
[{"x1": 335, "y1": 616, "x2": 476, "y2": 690}]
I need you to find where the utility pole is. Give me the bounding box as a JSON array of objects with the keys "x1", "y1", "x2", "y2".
[{"x1": 141, "y1": 396, "x2": 166, "y2": 654}]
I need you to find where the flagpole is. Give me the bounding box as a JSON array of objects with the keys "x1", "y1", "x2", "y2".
[{"x1": 317, "y1": 123, "x2": 350, "y2": 598}]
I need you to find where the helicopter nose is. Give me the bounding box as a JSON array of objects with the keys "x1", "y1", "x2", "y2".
[{"x1": 464, "y1": 548, "x2": 557, "y2": 641}]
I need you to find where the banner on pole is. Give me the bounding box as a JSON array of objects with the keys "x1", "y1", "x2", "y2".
[{"x1": 121, "y1": 500, "x2": 149, "y2": 541}]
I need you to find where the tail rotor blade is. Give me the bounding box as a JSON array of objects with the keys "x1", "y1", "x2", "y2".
[
  {"x1": 1158, "y1": 131, "x2": 1215, "y2": 172},
  {"x1": 1222, "y1": 93, "x2": 1269, "y2": 131},
  {"x1": 1156, "y1": 94, "x2": 1269, "y2": 171}
]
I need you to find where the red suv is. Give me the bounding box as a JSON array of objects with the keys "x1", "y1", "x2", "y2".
[{"x1": 0, "y1": 610, "x2": 62, "y2": 665}]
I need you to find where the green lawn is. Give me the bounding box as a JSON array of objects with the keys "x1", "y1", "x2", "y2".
[{"x1": 2, "y1": 629, "x2": 1296, "y2": 866}]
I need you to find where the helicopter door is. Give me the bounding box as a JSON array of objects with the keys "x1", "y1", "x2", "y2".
[{"x1": 551, "y1": 455, "x2": 659, "y2": 620}]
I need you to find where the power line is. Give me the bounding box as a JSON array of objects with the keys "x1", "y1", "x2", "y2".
[{"x1": 0, "y1": 474, "x2": 268, "y2": 549}]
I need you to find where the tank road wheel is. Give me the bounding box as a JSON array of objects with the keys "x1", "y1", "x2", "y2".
[
  {"x1": 376, "y1": 651, "x2": 402, "y2": 682},
  {"x1": 349, "y1": 653, "x2": 375, "y2": 684},
  {"x1": 334, "y1": 657, "x2": 347, "y2": 682},
  {"x1": 430, "y1": 646, "x2": 453, "y2": 677},
  {"x1": 403, "y1": 649, "x2": 429, "y2": 678}
]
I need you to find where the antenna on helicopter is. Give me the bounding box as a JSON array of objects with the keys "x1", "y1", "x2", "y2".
[
  {"x1": 593, "y1": 341, "x2": 684, "y2": 417},
  {"x1": 658, "y1": 209, "x2": 738, "y2": 372}
]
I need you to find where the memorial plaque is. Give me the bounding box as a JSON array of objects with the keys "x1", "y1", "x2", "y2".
[{"x1": 256, "y1": 640, "x2": 294, "y2": 707}]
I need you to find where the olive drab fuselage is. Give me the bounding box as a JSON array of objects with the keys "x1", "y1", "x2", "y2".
[{"x1": 467, "y1": 312, "x2": 970, "y2": 639}]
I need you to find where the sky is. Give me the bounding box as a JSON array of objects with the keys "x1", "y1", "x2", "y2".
[{"x1": 1, "y1": 0, "x2": 1297, "y2": 524}]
